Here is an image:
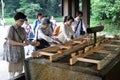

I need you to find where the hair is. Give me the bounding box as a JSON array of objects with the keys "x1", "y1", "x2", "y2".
[
  {"x1": 41, "y1": 18, "x2": 50, "y2": 25},
  {"x1": 36, "y1": 12, "x2": 42, "y2": 18},
  {"x1": 76, "y1": 11, "x2": 83, "y2": 17},
  {"x1": 63, "y1": 15, "x2": 74, "y2": 23},
  {"x1": 25, "y1": 18, "x2": 28, "y2": 21},
  {"x1": 14, "y1": 12, "x2": 26, "y2": 20},
  {"x1": 63, "y1": 16, "x2": 67, "y2": 23}
]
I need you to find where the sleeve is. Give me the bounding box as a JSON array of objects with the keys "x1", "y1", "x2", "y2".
[
  {"x1": 7, "y1": 26, "x2": 14, "y2": 40},
  {"x1": 62, "y1": 24, "x2": 70, "y2": 41},
  {"x1": 53, "y1": 26, "x2": 60, "y2": 36}
]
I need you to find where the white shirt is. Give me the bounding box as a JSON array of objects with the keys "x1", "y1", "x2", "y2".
[{"x1": 57, "y1": 23, "x2": 75, "y2": 43}]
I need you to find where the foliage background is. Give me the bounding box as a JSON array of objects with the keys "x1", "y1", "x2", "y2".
[
  {"x1": 0, "y1": 0, "x2": 62, "y2": 18},
  {"x1": 91, "y1": 0, "x2": 120, "y2": 26}
]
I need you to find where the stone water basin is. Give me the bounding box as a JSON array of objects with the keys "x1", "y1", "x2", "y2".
[
  {"x1": 107, "y1": 41, "x2": 120, "y2": 45},
  {"x1": 84, "y1": 52, "x2": 109, "y2": 60},
  {"x1": 99, "y1": 46, "x2": 119, "y2": 51}
]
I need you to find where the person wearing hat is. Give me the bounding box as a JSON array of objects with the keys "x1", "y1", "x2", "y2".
[{"x1": 34, "y1": 17, "x2": 59, "y2": 50}]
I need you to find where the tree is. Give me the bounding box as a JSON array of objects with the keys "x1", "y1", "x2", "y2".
[
  {"x1": 91, "y1": 0, "x2": 120, "y2": 25},
  {"x1": 1, "y1": 0, "x2": 5, "y2": 18},
  {"x1": 1, "y1": 0, "x2": 62, "y2": 18},
  {"x1": 1, "y1": 0, "x2": 5, "y2": 27},
  {"x1": 4, "y1": 0, "x2": 20, "y2": 17}
]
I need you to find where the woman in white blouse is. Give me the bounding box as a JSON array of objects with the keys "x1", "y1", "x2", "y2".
[{"x1": 57, "y1": 16, "x2": 76, "y2": 43}]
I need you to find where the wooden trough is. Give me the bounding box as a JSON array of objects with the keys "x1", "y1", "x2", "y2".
[
  {"x1": 70, "y1": 39, "x2": 120, "y2": 70},
  {"x1": 32, "y1": 38, "x2": 89, "y2": 62}
]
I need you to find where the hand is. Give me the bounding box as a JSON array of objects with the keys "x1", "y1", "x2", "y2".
[
  {"x1": 54, "y1": 38, "x2": 59, "y2": 41},
  {"x1": 21, "y1": 43, "x2": 27, "y2": 46},
  {"x1": 29, "y1": 41, "x2": 35, "y2": 46},
  {"x1": 53, "y1": 40, "x2": 62, "y2": 44}
]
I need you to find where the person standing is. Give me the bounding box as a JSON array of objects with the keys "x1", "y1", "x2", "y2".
[
  {"x1": 4, "y1": 12, "x2": 29, "y2": 79},
  {"x1": 72, "y1": 11, "x2": 86, "y2": 38},
  {"x1": 33, "y1": 12, "x2": 43, "y2": 33}
]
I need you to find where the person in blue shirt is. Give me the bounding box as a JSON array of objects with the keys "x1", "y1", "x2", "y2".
[{"x1": 33, "y1": 12, "x2": 43, "y2": 33}]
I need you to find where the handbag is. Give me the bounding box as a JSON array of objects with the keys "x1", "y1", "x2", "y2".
[
  {"x1": 80, "y1": 19, "x2": 85, "y2": 35},
  {"x1": 3, "y1": 40, "x2": 21, "y2": 63},
  {"x1": 3, "y1": 26, "x2": 23, "y2": 63}
]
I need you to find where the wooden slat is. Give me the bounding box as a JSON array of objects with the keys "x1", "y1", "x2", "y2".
[
  {"x1": 77, "y1": 57, "x2": 100, "y2": 64},
  {"x1": 73, "y1": 41, "x2": 82, "y2": 44},
  {"x1": 91, "y1": 49, "x2": 112, "y2": 54},
  {"x1": 70, "y1": 56, "x2": 78, "y2": 65},
  {"x1": 70, "y1": 53, "x2": 118, "y2": 70},
  {"x1": 111, "y1": 40, "x2": 120, "y2": 42},
  {"x1": 39, "y1": 51, "x2": 55, "y2": 56},
  {"x1": 101, "y1": 44, "x2": 120, "y2": 47}
]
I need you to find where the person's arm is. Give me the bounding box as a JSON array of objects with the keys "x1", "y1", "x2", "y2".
[
  {"x1": 37, "y1": 27, "x2": 54, "y2": 43},
  {"x1": 8, "y1": 39, "x2": 27, "y2": 46},
  {"x1": 53, "y1": 26, "x2": 60, "y2": 36},
  {"x1": 7, "y1": 26, "x2": 27, "y2": 46}
]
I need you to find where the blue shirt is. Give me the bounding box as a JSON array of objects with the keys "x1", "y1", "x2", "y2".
[{"x1": 33, "y1": 19, "x2": 41, "y2": 33}]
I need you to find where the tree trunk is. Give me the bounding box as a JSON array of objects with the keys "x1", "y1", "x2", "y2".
[{"x1": 1, "y1": 0, "x2": 5, "y2": 19}]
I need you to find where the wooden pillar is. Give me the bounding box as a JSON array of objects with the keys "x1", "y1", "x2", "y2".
[
  {"x1": 71, "y1": 0, "x2": 79, "y2": 17},
  {"x1": 62, "y1": 0, "x2": 69, "y2": 16},
  {"x1": 62, "y1": 0, "x2": 90, "y2": 27},
  {"x1": 62, "y1": 0, "x2": 78, "y2": 17},
  {"x1": 82, "y1": 0, "x2": 90, "y2": 27}
]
